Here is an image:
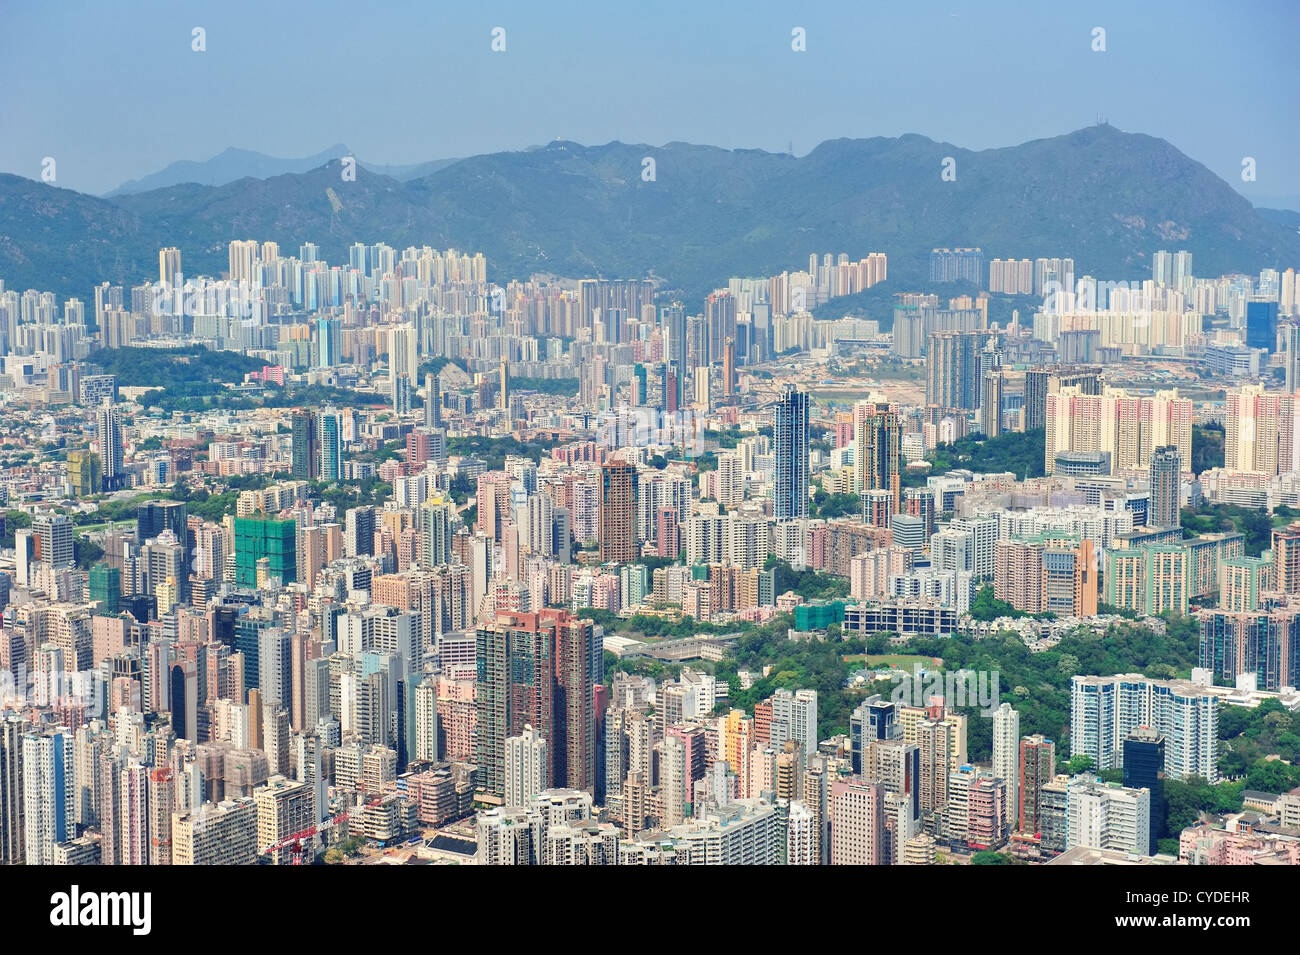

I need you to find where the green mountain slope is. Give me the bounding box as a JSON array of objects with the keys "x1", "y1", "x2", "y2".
[{"x1": 3, "y1": 126, "x2": 1297, "y2": 305}]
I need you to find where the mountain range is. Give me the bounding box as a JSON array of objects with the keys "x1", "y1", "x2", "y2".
[
  {"x1": 2, "y1": 125, "x2": 1297, "y2": 306},
  {"x1": 105, "y1": 145, "x2": 462, "y2": 196}
]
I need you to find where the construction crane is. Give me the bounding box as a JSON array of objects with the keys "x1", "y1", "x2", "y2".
[{"x1": 261, "y1": 791, "x2": 385, "y2": 865}]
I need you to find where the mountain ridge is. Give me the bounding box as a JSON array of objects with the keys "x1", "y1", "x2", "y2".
[
  {"x1": 105, "y1": 144, "x2": 463, "y2": 196},
  {"x1": 3, "y1": 125, "x2": 1297, "y2": 306}
]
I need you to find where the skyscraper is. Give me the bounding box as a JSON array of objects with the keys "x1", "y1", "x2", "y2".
[
  {"x1": 291, "y1": 410, "x2": 320, "y2": 481},
  {"x1": 598, "y1": 461, "x2": 638, "y2": 564},
  {"x1": 929, "y1": 248, "x2": 985, "y2": 285},
  {"x1": 159, "y1": 246, "x2": 182, "y2": 286},
  {"x1": 475, "y1": 613, "x2": 555, "y2": 797},
  {"x1": 1024, "y1": 366, "x2": 1102, "y2": 434},
  {"x1": 1018, "y1": 734, "x2": 1056, "y2": 835},
  {"x1": 664, "y1": 303, "x2": 687, "y2": 404},
  {"x1": 552, "y1": 611, "x2": 599, "y2": 794},
  {"x1": 980, "y1": 369, "x2": 1004, "y2": 436},
  {"x1": 170, "y1": 660, "x2": 198, "y2": 742},
  {"x1": 1123, "y1": 728, "x2": 1165, "y2": 854},
  {"x1": 320, "y1": 410, "x2": 343, "y2": 481},
  {"x1": 769, "y1": 688, "x2": 819, "y2": 756},
  {"x1": 722, "y1": 338, "x2": 736, "y2": 400},
  {"x1": 389, "y1": 324, "x2": 418, "y2": 409},
  {"x1": 138, "y1": 499, "x2": 187, "y2": 548},
  {"x1": 1044, "y1": 386, "x2": 1192, "y2": 475},
  {"x1": 316, "y1": 316, "x2": 341, "y2": 368},
  {"x1": 992, "y1": 703, "x2": 1020, "y2": 828},
  {"x1": 773, "y1": 385, "x2": 809, "y2": 521},
  {"x1": 1070, "y1": 675, "x2": 1218, "y2": 781},
  {"x1": 345, "y1": 505, "x2": 376, "y2": 558},
  {"x1": 1149, "y1": 445, "x2": 1182, "y2": 529},
  {"x1": 1246, "y1": 299, "x2": 1278, "y2": 353},
  {"x1": 505, "y1": 725, "x2": 548, "y2": 808},
  {"x1": 475, "y1": 610, "x2": 597, "y2": 799},
  {"x1": 258, "y1": 628, "x2": 292, "y2": 713},
  {"x1": 706, "y1": 291, "x2": 737, "y2": 365},
  {"x1": 854, "y1": 402, "x2": 901, "y2": 515},
  {"x1": 22, "y1": 728, "x2": 74, "y2": 865},
  {"x1": 1285, "y1": 322, "x2": 1300, "y2": 392},
  {"x1": 0, "y1": 716, "x2": 25, "y2": 865},
  {"x1": 31, "y1": 513, "x2": 74, "y2": 569},
  {"x1": 425, "y1": 371, "x2": 441, "y2": 428},
  {"x1": 926, "y1": 330, "x2": 991, "y2": 411},
  {"x1": 95, "y1": 403, "x2": 125, "y2": 491},
  {"x1": 234, "y1": 517, "x2": 297, "y2": 588},
  {"x1": 830, "y1": 778, "x2": 886, "y2": 864}
]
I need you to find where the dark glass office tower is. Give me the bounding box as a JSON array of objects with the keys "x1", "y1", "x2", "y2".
[
  {"x1": 1123, "y1": 728, "x2": 1165, "y2": 854},
  {"x1": 1246, "y1": 300, "x2": 1278, "y2": 352}
]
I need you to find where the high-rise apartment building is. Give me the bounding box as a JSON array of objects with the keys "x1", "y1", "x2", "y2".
[
  {"x1": 1023, "y1": 366, "x2": 1102, "y2": 434},
  {"x1": 1018, "y1": 734, "x2": 1056, "y2": 835},
  {"x1": 1224, "y1": 386, "x2": 1300, "y2": 476},
  {"x1": 291, "y1": 410, "x2": 320, "y2": 481},
  {"x1": 980, "y1": 369, "x2": 1005, "y2": 436},
  {"x1": 1, "y1": 716, "x2": 27, "y2": 865},
  {"x1": 1149, "y1": 445, "x2": 1182, "y2": 529},
  {"x1": 1066, "y1": 777, "x2": 1151, "y2": 856},
  {"x1": 172, "y1": 798, "x2": 258, "y2": 865},
  {"x1": 1070, "y1": 675, "x2": 1218, "y2": 781},
  {"x1": 926, "y1": 330, "x2": 992, "y2": 411},
  {"x1": 1044, "y1": 386, "x2": 1191, "y2": 475},
  {"x1": 476, "y1": 610, "x2": 598, "y2": 798},
  {"x1": 830, "y1": 778, "x2": 886, "y2": 864},
  {"x1": 505, "y1": 725, "x2": 549, "y2": 808},
  {"x1": 32, "y1": 512, "x2": 74, "y2": 569},
  {"x1": 22, "y1": 727, "x2": 74, "y2": 865},
  {"x1": 929, "y1": 248, "x2": 984, "y2": 286},
  {"x1": 991, "y1": 703, "x2": 1020, "y2": 827},
  {"x1": 854, "y1": 401, "x2": 901, "y2": 513},
  {"x1": 768, "y1": 688, "x2": 819, "y2": 756},
  {"x1": 774, "y1": 385, "x2": 810, "y2": 521},
  {"x1": 598, "y1": 461, "x2": 639, "y2": 564},
  {"x1": 994, "y1": 536, "x2": 1097, "y2": 617}
]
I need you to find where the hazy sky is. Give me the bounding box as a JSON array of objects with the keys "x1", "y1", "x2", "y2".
[{"x1": 2, "y1": 0, "x2": 1297, "y2": 203}]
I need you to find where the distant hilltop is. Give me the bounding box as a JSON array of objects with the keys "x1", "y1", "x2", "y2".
[{"x1": 2, "y1": 125, "x2": 1298, "y2": 303}]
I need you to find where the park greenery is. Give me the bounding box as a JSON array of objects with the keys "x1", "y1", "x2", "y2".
[
  {"x1": 511, "y1": 376, "x2": 580, "y2": 396},
  {"x1": 1190, "y1": 422, "x2": 1225, "y2": 475},
  {"x1": 764, "y1": 557, "x2": 850, "y2": 600},
  {"x1": 928, "y1": 428, "x2": 1046, "y2": 480},
  {"x1": 93, "y1": 345, "x2": 267, "y2": 388},
  {"x1": 598, "y1": 592, "x2": 1299, "y2": 840},
  {"x1": 585, "y1": 607, "x2": 754, "y2": 643},
  {"x1": 809, "y1": 484, "x2": 862, "y2": 519},
  {"x1": 969, "y1": 585, "x2": 1054, "y2": 622},
  {"x1": 138, "y1": 381, "x2": 380, "y2": 414},
  {"x1": 1181, "y1": 502, "x2": 1297, "y2": 557},
  {"x1": 445, "y1": 434, "x2": 558, "y2": 471}
]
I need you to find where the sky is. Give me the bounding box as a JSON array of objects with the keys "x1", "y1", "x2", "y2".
[{"x1": 2, "y1": 0, "x2": 1297, "y2": 205}]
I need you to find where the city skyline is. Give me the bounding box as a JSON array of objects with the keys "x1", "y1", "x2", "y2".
[{"x1": 2, "y1": 1, "x2": 1299, "y2": 904}]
